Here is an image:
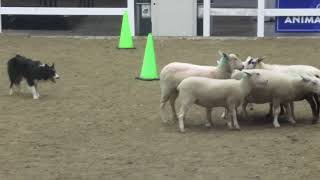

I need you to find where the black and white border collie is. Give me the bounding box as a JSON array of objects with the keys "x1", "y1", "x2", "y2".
[{"x1": 7, "y1": 55, "x2": 60, "y2": 99}]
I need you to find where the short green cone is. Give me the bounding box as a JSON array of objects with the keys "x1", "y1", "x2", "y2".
[
  {"x1": 136, "y1": 33, "x2": 159, "y2": 81},
  {"x1": 118, "y1": 11, "x2": 135, "y2": 49}
]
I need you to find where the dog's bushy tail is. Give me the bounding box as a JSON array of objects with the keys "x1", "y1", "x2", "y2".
[{"x1": 7, "y1": 55, "x2": 21, "y2": 86}]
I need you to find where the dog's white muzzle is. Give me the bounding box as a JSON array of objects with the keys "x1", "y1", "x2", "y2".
[{"x1": 54, "y1": 73, "x2": 60, "y2": 79}]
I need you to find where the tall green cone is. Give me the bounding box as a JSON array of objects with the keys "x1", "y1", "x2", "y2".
[
  {"x1": 136, "y1": 33, "x2": 159, "y2": 81},
  {"x1": 118, "y1": 11, "x2": 135, "y2": 49}
]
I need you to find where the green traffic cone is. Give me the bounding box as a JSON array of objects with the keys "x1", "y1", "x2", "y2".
[
  {"x1": 118, "y1": 11, "x2": 135, "y2": 49},
  {"x1": 136, "y1": 33, "x2": 159, "y2": 81}
]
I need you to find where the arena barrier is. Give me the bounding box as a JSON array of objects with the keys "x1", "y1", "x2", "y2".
[
  {"x1": 202, "y1": 0, "x2": 320, "y2": 37},
  {"x1": 0, "y1": 0, "x2": 135, "y2": 36}
]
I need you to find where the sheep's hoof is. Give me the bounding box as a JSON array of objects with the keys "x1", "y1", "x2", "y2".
[
  {"x1": 33, "y1": 96, "x2": 39, "y2": 100},
  {"x1": 288, "y1": 119, "x2": 296, "y2": 124},
  {"x1": 227, "y1": 122, "x2": 233, "y2": 129},
  {"x1": 273, "y1": 123, "x2": 281, "y2": 128},
  {"x1": 179, "y1": 129, "x2": 186, "y2": 133},
  {"x1": 233, "y1": 125, "x2": 241, "y2": 130}
]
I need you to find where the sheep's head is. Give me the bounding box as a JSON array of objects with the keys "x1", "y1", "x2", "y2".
[
  {"x1": 300, "y1": 74, "x2": 320, "y2": 95},
  {"x1": 229, "y1": 53, "x2": 244, "y2": 71},
  {"x1": 217, "y1": 51, "x2": 244, "y2": 71},
  {"x1": 243, "y1": 71, "x2": 268, "y2": 88},
  {"x1": 243, "y1": 56, "x2": 266, "y2": 69}
]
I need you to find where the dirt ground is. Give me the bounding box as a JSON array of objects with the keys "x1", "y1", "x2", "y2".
[{"x1": 0, "y1": 36, "x2": 319, "y2": 180}]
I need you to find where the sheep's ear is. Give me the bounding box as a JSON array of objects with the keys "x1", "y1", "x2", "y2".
[
  {"x1": 245, "y1": 56, "x2": 253, "y2": 61},
  {"x1": 235, "y1": 53, "x2": 240, "y2": 59},
  {"x1": 257, "y1": 56, "x2": 266, "y2": 63},
  {"x1": 218, "y1": 50, "x2": 228, "y2": 59},
  {"x1": 301, "y1": 75, "x2": 311, "y2": 82},
  {"x1": 245, "y1": 56, "x2": 253, "y2": 64}
]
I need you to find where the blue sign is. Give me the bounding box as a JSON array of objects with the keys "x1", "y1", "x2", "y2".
[{"x1": 276, "y1": 0, "x2": 320, "y2": 32}]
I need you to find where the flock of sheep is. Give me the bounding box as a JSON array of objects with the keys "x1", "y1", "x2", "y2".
[{"x1": 159, "y1": 51, "x2": 320, "y2": 132}]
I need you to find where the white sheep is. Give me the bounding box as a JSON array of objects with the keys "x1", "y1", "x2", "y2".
[
  {"x1": 176, "y1": 71, "x2": 267, "y2": 132},
  {"x1": 243, "y1": 57, "x2": 320, "y2": 123},
  {"x1": 233, "y1": 69, "x2": 320, "y2": 128},
  {"x1": 159, "y1": 51, "x2": 244, "y2": 123},
  {"x1": 243, "y1": 57, "x2": 320, "y2": 77}
]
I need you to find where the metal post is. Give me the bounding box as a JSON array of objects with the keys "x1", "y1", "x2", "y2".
[
  {"x1": 203, "y1": 0, "x2": 210, "y2": 37},
  {"x1": 257, "y1": 0, "x2": 265, "y2": 37},
  {"x1": 128, "y1": 0, "x2": 135, "y2": 36}
]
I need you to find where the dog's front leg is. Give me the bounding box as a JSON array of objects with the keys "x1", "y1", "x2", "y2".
[
  {"x1": 35, "y1": 84, "x2": 40, "y2": 98},
  {"x1": 28, "y1": 85, "x2": 39, "y2": 99}
]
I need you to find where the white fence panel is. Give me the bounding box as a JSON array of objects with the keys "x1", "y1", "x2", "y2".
[
  {"x1": 1, "y1": 0, "x2": 320, "y2": 37},
  {"x1": 204, "y1": 0, "x2": 320, "y2": 37},
  {"x1": 0, "y1": 0, "x2": 135, "y2": 35}
]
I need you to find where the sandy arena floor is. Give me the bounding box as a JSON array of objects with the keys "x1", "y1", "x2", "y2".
[{"x1": 0, "y1": 36, "x2": 319, "y2": 180}]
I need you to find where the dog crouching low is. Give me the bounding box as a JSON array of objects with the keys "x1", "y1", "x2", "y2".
[{"x1": 7, "y1": 55, "x2": 60, "y2": 99}]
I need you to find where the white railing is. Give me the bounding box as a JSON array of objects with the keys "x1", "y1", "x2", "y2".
[
  {"x1": 203, "y1": 0, "x2": 320, "y2": 37},
  {"x1": 0, "y1": 0, "x2": 135, "y2": 35},
  {"x1": 2, "y1": 0, "x2": 320, "y2": 37}
]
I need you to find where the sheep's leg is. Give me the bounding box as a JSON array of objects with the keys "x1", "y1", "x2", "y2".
[
  {"x1": 231, "y1": 106, "x2": 240, "y2": 130},
  {"x1": 266, "y1": 103, "x2": 273, "y2": 118},
  {"x1": 306, "y1": 96, "x2": 317, "y2": 123},
  {"x1": 160, "y1": 88, "x2": 171, "y2": 123},
  {"x1": 160, "y1": 99, "x2": 169, "y2": 123},
  {"x1": 284, "y1": 103, "x2": 296, "y2": 124},
  {"x1": 178, "y1": 103, "x2": 192, "y2": 133},
  {"x1": 290, "y1": 102, "x2": 296, "y2": 121},
  {"x1": 205, "y1": 108, "x2": 214, "y2": 128},
  {"x1": 169, "y1": 92, "x2": 179, "y2": 121},
  {"x1": 310, "y1": 95, "x2": 320, "y2": 124},
  {"x1": 314, "y1": 95, "x2": 320, "y2": 123},
  {"x1": 315, "y1": 95, "x2": 320, "y2": 122},
  {"x1": 226, "y1": 108, "x2": 233, "y2": 129},
  {"x1": 221, "y1": 108, "x2": 228, "y2": 119},
  {"x1": 280, "y1": 104, "x2": 286, "y2": 116},
  {"x1": 241, "y1": 102, "x2": 249, "y2": 120},
  {"x1": 272, "y1": 101, "x2": 281, "y2": 128},
  {"x1": 160, "y1": 85, "x2": 178, "y2": 123},
  {"x1": 226, "y1": 106, "x2": 237, "y2": 129},
  {"x1": 177, "y1": 97, "x2": 195, "y2": 133}
]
